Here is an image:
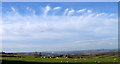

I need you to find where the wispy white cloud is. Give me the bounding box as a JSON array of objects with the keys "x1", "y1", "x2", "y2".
[
  {"x1": 11, "y1": 7, "x2": 18, "y2": 14},
  {"x1": 87, "y1": 10, "x2": 92, "y2": 13},
  {"x1": 77, "y1": 9, "x2": 86, "y2": 13},
  {"x1": 63, "y1": 8, "x2": 69, "y2": 15},
  {"x1": 43, "y1": 5, "x2": 51, "y2": 16},
  {"x1": 67, "y1": 9, "x2": 75, "y2": 16},
  {"x1": 11, "y1": 7, "x2": 16, "y2": 12},
  {"x1": 96, "y1": 13, "x2": 105, "y2": 16},
  {"x1": 2, "y1": 11, "x2": 117, "y2": 40},
  {"x1": 2, "y1": 6, "x2": 118, "y2": 51},
  {"x1": 53, "y1": 7, "x2": 61, "y2": 10},
  {"x1": 26, "y1": 7, "x2": 36, "y2": 14}
]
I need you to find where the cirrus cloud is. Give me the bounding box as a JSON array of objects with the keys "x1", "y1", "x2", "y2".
[
  {"x1": 77, "y1": 8, "x2": 86, "y2": 13},
  {"x1": 53, "y1": 7, "x2": 61, "y2": 10},
  {"x1": 2, "y1": 5, "x2": 118, "y2": 52},
  {"x1": 43, "y1": 5, "x2": 51, "y2": 16},
  {"x1": 67, "y1": 9, "x2": 75, "y2": 16}
]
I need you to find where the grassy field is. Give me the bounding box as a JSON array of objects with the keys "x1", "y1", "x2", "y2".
[
  {"x1": 2, "y1": 54, "x2": 119, "y2": 64},
  {"x1": 2, "y1": 57, "x2": 119, "y2": 62}
]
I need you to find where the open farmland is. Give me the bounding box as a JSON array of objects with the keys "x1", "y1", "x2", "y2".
[{"x1": 2, "y1": 53, "x2": 120, "y2": 64}]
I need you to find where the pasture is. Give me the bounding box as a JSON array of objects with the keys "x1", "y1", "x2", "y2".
[{"x1": 2, "y1": 54, "x2": 119, "y2": 64}]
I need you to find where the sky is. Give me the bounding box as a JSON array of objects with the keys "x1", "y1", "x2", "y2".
[
  {"x1": 2, "y1": 0, "x2": 120, "y2": 2},
  {"x1": 1, "y1": 2, "x2": 118, "y2": 52}
]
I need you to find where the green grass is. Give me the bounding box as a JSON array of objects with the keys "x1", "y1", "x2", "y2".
[
  {"x1": 0, "y1": 57, "x2": 2, "y2": 60},
  {"x1": 2, "y1": 57, "x2": 119, "y2": 63},
  {"x1": 2, "y1": 54, "x2": 119, "y2": 63}
]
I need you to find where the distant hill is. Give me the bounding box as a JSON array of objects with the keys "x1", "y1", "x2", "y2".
[{"x1": 13, "y1": 49, "x2": 118, "y2": 55}]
